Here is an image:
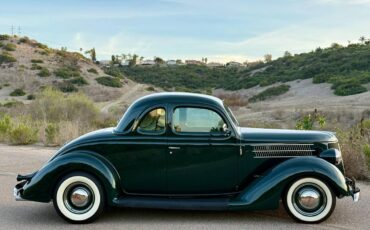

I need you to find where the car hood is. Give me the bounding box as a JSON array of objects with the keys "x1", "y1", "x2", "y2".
[
  {"x1": 49, "y1": 127, "x2": 116, "y2": 161},
  {"x1": 239, "y1": 127, "x2": 337, "y2": 143}
]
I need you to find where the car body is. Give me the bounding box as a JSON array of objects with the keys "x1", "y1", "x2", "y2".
[{"x1": 14, "y1": 92, "x2": 360, "y2": 223}]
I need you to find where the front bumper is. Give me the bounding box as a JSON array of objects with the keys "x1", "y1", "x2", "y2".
[
  {"x1": 14, "y1": 180, "x2": 27, "y2": 201},
  {"x1": 346, "y1": 177, "x2": 360, "y2": 202}
]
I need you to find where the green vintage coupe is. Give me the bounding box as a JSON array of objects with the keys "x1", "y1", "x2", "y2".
[{"x1": 15, "y1": 92, "x2": 360, "y2": 223}]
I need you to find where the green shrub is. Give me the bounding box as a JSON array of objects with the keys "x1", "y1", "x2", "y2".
[
  {"x1": 19, "y1": 37, "x2": 30, "y2": 43},
  {"x1": 249, "y1": 84, "x2": 290, "y2": 102},
  {"x1": 0, "y1": 42, "x2": 3, "y2": 47},
  {"x1": 31, "y1": 59, "x2": 43, "y2": 63},
  {"x1": 3, "y1": 43, "x2": 16, "y2": 51},
  {"x1": 68, "y1": 76, "x2": 88, "y2": 85},
  {"x1": 37, "y1": 67, "x2": 51, "y2": 77},
  {"x1": 9, "y1": 122, "x2": 38, "y2": 145},
  {"x1": 104, "y1": 67, "x2": 123, "y2": 78},
  {"x1": 0, "y1": 52, "x2": 17, "y2": 64},
  {"x1": 0, "y1": 115, "x2": 12, "y2": 141},
  {"x1": 54, "y1": 67, "x2": 81, "y2": 79},
  {"x1": 30, "y1": 63, "x2": 42, "y2": 70},
  {"x1": 27, "y1": 94, "x2": 36, "y2": 100},
  {"x1": 334, "y1": 83, "x2": 367, "y2": 96},
  {"x1": 146, "y1": 86, "x2": 155, "y2": 91},
  {"x1": 3, "y1": 83, "x2": 10, "y2": 87},
  {"x1": 0, "y1": 34, "x2": 10, "y2": 40},
  {"x1": 2, "y1": 100, "x2": 23, "y2": 108},
  {"x1": 96, "y1": 76, "x2": 122, "y2": 87},
  {"x1": 10, "y1": 88, "x2": 26, "y2": 96},
  {"x1": 296, "y1": 112, "x2": 326, "y2": 130},
  {"x1": 56, "y1": 81, "x2": 78, "y2": 92},
  {"x1": 45, "y1": 123, "x2": 59, "y2": 145},
  {"x1": 87, "y1": 68, "x2": 98, "y2": 74}
]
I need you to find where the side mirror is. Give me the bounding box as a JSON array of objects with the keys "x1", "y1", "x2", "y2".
[{"x1": 223, "y1": 123, "x2": 231, "y2": 136}]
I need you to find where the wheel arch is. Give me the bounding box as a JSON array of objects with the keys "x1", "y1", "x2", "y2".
[
  {"x1": 21, "y1": 150, "x2": 122, "y2": 205},
  {"x1": 229, "y1": 157, "x2": 348, "y2": 210}
]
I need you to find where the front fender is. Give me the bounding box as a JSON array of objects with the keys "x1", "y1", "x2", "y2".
[
  {"x1": 21, "y1": 151, "x2": 121, "y2": 205},
  {"x1": 229, "y1": 157, "x2": 348, "y2": 210}
]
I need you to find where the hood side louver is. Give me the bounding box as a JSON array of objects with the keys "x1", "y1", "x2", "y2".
[{"x1": 252, "y1": 144, "x2": 315, "y2": 158}]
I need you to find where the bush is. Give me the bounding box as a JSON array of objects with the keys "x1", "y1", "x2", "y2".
[
  {"x1": 54, "y1": 67, "x2": 81, "y2": 79},
  {"x1": 334, "y1": 83, "x2": 367, "y2": 96},
  {"x1": 0, "y1": 115, "x2": 12, "y2": 141},
  {"x1": 1, "y1": 100, "x2": 23, "y2": 108},
  {"x1": 104, "y1": 67, "x2": 123, "y2": 78},
  {"x1": 37, "y1": 67, "x2": 51, "y2": 77},
  {"x1": 27, "y1": 94, "x2": 35, "y2": 100},
  {"x1": 0, "y1": 52, "x2": 17, "y2": 64},
  {"x1": 10, "y1": 88, "x2": 26, "y2": 96},
  {"x1": 30, "y1": 63, "x2": 42, "y2": 70},
  {"x1": 0, "y1": 42, "x2": 3, "y2": 47},
  {"x1": 96, "y1": 76, "x2": 122, "y2": 87},
  {"x1": 0, "y1": 34, "x2": 10, "y2": 40},
  {"x1": 68, "y1": 76, "x2": 88, "y2": 85},
  {"x1": 19, "y1": 37, "x2": 30, "y2": 43},
  {"x1": 9, "y1": 122, "x2": 38, "y2": 145},
  {"x1": 296, "y1": 111, "x2": 326, "y2": 130},
  {"x1": 31, "y1": 59, "x2": 43, "y2": 63},
  {"x1": 45, "y1": 123, "x2": 59, "y2": 146},
  {"x1": 3, "y1": 43, "x2": 16, "y2": 51},
  {"x1": 146, "y1": 86, "x2": 155, "y2": 91},
  {"x1": 249, "y1": 84, "x2": 290, "y2": 102},
  {"x1": 56, "y1": 81, "x2": 78, "y2": 92},
  {"x1": 87, "y1": 68, "x2": 98, "y2": 74}
]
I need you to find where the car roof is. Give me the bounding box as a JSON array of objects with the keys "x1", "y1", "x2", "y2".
[{"x1": 132, "y1": 92, "x2": 224, "y2": 108}]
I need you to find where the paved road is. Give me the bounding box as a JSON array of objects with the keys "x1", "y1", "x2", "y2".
[{"x1": 0, "y1": 144, "x2": 369, "y2": 230}]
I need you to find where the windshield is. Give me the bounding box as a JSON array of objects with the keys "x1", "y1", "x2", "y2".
[{"x1": 225, "y1": 105, "x2": 239, "y2": 127}]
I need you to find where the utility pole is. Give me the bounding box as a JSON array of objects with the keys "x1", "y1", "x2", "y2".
[
  {"x1": 11, "y1": 25, "x2": 14, "y2": 35},
  {"x1": 18, "y1": 26, "x2": 21, "y2": 36}
]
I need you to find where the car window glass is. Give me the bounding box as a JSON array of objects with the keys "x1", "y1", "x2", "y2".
[
  {"x1": 173, "y1": 107, "x2": 225, "y2": 133},
  {"x1": 138, "y1": 108, "x2": 166, "y2": 133}
]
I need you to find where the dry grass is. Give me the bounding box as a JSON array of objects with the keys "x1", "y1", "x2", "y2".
[{"x1": 214, "y1": 92, "x2": 248, "y2": 107}]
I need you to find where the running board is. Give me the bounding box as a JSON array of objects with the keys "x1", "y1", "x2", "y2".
[{"x1": 114, "y1": 196, "x2": 230, "y2": 210}]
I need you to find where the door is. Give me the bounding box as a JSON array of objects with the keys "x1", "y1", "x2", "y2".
[
  {"x1": 114, "y1": 107, "x2": 167, "y2": 194},
  {"x1": 167, "y1": 106, "x2": 239, "y2": 195}
]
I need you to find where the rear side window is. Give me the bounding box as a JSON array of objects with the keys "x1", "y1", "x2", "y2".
[
  {"x1": 137, "y1": 108, "x2": 166, "y2": 134},
  {"x1": 172, "y1": 107, "x2": 225, "y2": 133}
]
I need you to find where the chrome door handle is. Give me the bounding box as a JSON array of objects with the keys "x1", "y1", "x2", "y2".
[{"x1": 168, "y1": 146, "x2": 181, "y2": 150}]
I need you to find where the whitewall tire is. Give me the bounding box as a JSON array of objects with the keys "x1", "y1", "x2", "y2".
[
  {"x1": 53, "y1": 172, "x2": 105, "y2": 223},
  {"x1": 283, "y1": 177, "x2": 336, "y2": 223}
]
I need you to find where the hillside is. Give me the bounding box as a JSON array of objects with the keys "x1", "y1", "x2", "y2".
[
  {"x1": 119, "y1": 42, "x2": 370, "y2": 97},
  {"x1": 0, "y1": 34, "x2": 153, "y2": 107}
]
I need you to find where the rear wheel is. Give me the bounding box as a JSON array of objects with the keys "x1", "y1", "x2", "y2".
[
  {"x1": 53, "y1": 172, "x2": 105, "y2": 223},
  {"x1": 283, "y1": 177, "x2": 336, "y2": 223}
]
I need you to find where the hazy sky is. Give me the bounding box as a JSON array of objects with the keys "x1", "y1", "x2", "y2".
[{"x1": 1, "y1": 0, "x2": 370, "y2": 62}]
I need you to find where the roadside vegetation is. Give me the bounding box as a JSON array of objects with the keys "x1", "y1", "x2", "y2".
[{"x1": 0, "y1": 88, "x2": 116, "y2": 146}]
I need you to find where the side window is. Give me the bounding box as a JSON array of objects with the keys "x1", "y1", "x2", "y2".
[
  {"x1": 137, "y1": 108, "x2": 166, "y2": 134},
  {"x1": 172, "y1": 107, "x2": 226, "y2": 133}
]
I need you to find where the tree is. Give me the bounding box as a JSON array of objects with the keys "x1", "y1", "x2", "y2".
[
  {"x1": 129, "y1": 54, "x2": 138, "y2": 67},
  {"x1": 264, "y1": 54, "x2": 272, "y2": 63},
  {"x1": 359, "y1": 36, "x2": 366, "y2": 44},
  {"x1": 204, "y1": 57, "x2": 208, "y2": 64},
  {"x1": 176, "y1": 59, "x2": 182, "y2": 64},
  {"x1": 154, "y1": 57, "x2": 165, "y2": 65},
  {"x1": 283, "y1": 51, "x2": 292, "y2": 57},
  {"x1": 61, "y1": 46, "x2": 67, "y2": 51},
  {"x1": 111, "y1": 55, "x2": 116, "y2": 63},
  {"x1": 85, "y1": 48, "x2": 97, "y2": 62}
]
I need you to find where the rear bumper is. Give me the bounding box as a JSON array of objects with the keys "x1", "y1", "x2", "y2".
[{"x1": 346, "y1": 177, "x2": 360, "y2": 202}]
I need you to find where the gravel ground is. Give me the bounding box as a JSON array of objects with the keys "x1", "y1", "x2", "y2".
[{"x1": 0, "y1": 144, "x2": 369, "y2": 230}]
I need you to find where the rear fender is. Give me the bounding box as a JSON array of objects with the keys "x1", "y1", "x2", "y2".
[
  {"x1": 21, "y1": 151, "x2": 121, "y2": 205},
  {"x1": 229, "y1": 157, "x2": 348, "y2": 210}
]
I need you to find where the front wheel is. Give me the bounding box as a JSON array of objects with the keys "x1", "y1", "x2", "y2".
[
  {"x1": 53, "y1": 172, "x2": 105, "y2": 223},
  {"x1": 283, "y1": 177, "x2": 336, "y2": 223}
]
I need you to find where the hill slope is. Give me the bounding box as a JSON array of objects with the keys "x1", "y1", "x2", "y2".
[
  {"x1": 0, "y1": 35, "x2": 153, "y2": 106},
  {"x1": 119, "y1": 42, "x2": 370, "y2": 96}
]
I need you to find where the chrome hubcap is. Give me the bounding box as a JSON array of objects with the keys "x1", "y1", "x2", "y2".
[
  {"x1": 63, "y1": 183, "x2": 94, "y2": 214},
  {"x1": 70, "y1": 187, "x2": 91, "y2": 208},
  {"x1": 292, "y1": 183, "x2": 327, "y2": 217}
]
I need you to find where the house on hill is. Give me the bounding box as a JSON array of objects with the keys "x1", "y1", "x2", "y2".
[
  {"x1": 207, "y1": 62, "x2": 224, "y2": 68},
  {"x1": 226, "y1": 61, "x2": 243, "y2": 67},
  {"x1": 185, "y1": 60, "x2": 203, "y2": 65}
]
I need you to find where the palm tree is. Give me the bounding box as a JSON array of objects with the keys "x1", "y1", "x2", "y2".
[{"x1": 359, "y1": 36, "x2": 366, "y2": 44}]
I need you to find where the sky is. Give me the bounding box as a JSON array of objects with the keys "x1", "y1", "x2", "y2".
[{"x1": 1, "y1": 0, "x2": 370, "y2": 63}]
